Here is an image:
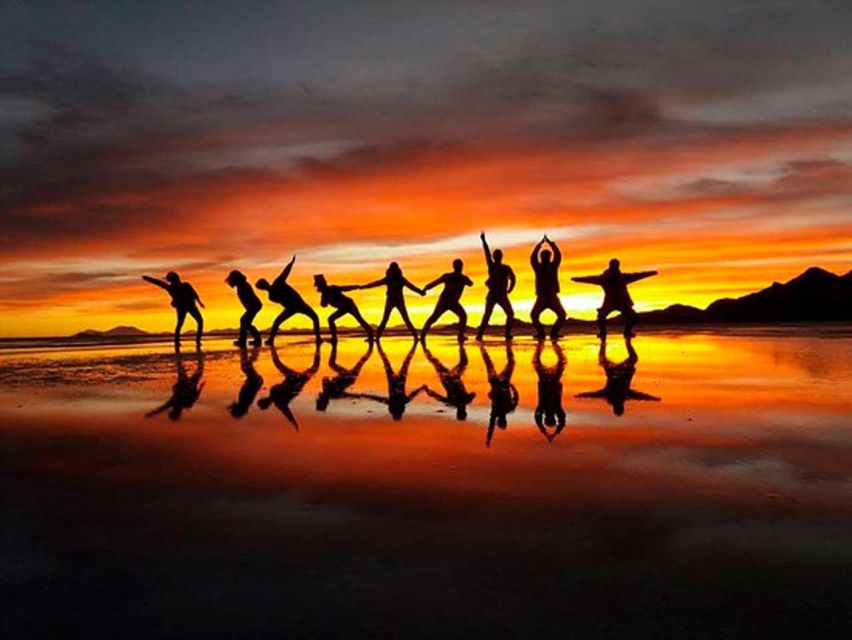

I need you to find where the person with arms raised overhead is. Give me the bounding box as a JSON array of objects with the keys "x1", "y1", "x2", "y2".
[
  {"x1": 358, "y1": 262, "x2": 424, "y2": 341},
  {"x1": 256, "y1": 255, "x2": 321, "y2": 346},
  {"x1": 225, "y1": 270, "x2": 262, "y2": 347},
  {"x1": 142, "y1": 271, "x2": 205, "y2": 348},
  {"x1": 313, "y1": 274, "x2": 373, "y2": 342},
  {"x1": 477, "y1": 231, "x2": 516, "y2": 341},
  {"x1": 530, "y1": 235, "x2": 567, "y2": 340},
  {"x1": 572, "y1": 259, "x2": 658, "y2": 338},
  {"x1": 420, "y1": 258, "x2": 473, "y2": 342}
]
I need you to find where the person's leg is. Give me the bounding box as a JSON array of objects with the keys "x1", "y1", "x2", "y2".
[
  {"x1": 397, "y1": 302, "x2": 419, "y2": 339},
  {"x1": 420, "y1": 305, "x2": 445, "y2": 340},
  {"x1": 327, "y1": 309, "x2": 345, "y2": 342},
  {"x1": 350, "y1": 306, "x2": 374, "y2": 340},
  {"x1": 623, "y1": 307, "x2": 637, "y2": 337},
  {"x1": 550, "y1": 297, "x2": 566, "y2": 339},
  {"x1": 174, "y1": 309, "x2": 187, "y2": 346},
  {"x1": 451, "y1": 302, "x2": 467, "y2": 341},
  {"x1": 530, "y1": 298, "x2": 546, "y2": 339},
  {"x1": 301, "y1": 305, "x2": 322, "y2": 342},
  {"x1": 500, "y1": 297, "x2": 515, "y2": 340},
  {"x1": 267, "y1": 307, "x2": 295, "y2": 345},
  {"x1": 376, "y1": 301, "x2": 393, "y2": 340},
  {"x1": 237, "y1": 311, "x2": 250, "y2": 346},
  {"x1": 188, "y1": 306, "x2": 204, "y2": 345},
  {"x1": 477, "y1": 296, "x2": 496, "y2": 340},
  {"x1": 247, "y1": 309, "x2": 262, "y2": 345},
  {"x1": 597, "y1": 305, "x2": 610, "y2": 339}
]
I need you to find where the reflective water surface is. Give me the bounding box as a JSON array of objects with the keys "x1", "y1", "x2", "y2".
[{"x1": 2, "y1": 330, "x2": 851, "y2": 638}]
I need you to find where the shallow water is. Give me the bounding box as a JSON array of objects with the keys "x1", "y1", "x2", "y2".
[{"x1": 2, "y1": 331, "x2": 851, "y2": 638}]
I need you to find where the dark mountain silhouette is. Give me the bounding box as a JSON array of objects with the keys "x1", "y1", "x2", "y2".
[{"x1": 72, "y1": 325, "x2": 150, "y2": 338}]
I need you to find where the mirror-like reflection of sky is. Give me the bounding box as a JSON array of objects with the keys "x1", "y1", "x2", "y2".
[{"x1": 2, "y1": 330, "x2": 851, "y2": 637}]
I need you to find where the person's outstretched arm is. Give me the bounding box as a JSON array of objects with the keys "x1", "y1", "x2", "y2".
[
  {"x1": 403, "y1": 278, "x2": 426, "y2": 296},
  {"x1": 358, "y1": 277, "x2": 387, "y2": 290},
  {"x1": 623, "y1": 270, "x2": 658, "y2": 284},
  {"x1": 191, "y1": 285, "x2": 205, "y2": 309},
  {"x1": 142, "y1": 275, "x2": 169, "y2": 290},
  {"x1": 571, "y1": 274, "x2": 604, "y2": 285},
  {"x1": 421, "y1": 275, "x2": 443, "y2": 293},
  {"x1": 530, "y1": 238, "x2": 544, "y2": 267},
  {"x1": 337, "y1": 284, "x2": 360, "y2": 292},
  {"x1": 275, "y1": 255, "x2": 296, "y2": 285},
  {"x1": 480, "y1": 231, "x2": 493, "y2": 267},
  {"x1": 547, "y1": 237, "x2": 562, "y2": 267}
]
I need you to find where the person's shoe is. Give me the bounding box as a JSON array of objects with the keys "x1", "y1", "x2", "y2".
[
  {"x1": 251, "y1": 338, "x2": 262, "y2": 347},
  {"x1": 475, "y1": 332, "x2": 484, "y2": 341},
  {"x1": 264, "y1": 337, "x2": 275, "y2": 346}
]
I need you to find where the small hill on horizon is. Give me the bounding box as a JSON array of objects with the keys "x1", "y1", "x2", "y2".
[{"x1": 72, "y1": 325, "x2": 151, "y2": 339}]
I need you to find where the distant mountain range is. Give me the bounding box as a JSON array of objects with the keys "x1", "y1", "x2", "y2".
[
  {"x1": 634, "y1": 267, "x2": 851, "y2": 325},
  {"x1": 67, "y1": 267, "x2": 851, "y2": 340}
]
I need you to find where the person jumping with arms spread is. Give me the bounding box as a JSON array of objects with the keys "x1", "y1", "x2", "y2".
[
  {"x1": 530, "y1": 235, "x2": 566, "y2": 340},
  {"x1": 572, "y1": 259, "x2": 658, "y2": 339},
  {"x1": 358, "y1": 262, "x2": 424, "y2": 341},
  {"x1": 225, "y1": 270, "x2": 262, "y2": 347},
  {"x1": 476, "y1": 231, "x2": 516, "y2": 341},
  {"x1": 142, "y1": 271, "x2": 205, "y2": 348},
  {"x1": 256, "y1": 255, "x2": 321, "y2": 346},
  {"x1": 420, "y1": 258, "x2": 473, "y2": 342},
  {"x1": 313, "y1": 274, "x2": 373, "y2": 342}
]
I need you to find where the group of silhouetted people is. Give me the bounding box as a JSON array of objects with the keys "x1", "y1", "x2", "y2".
[
  {"x1": 143, "y1": 232, "x2": 657, "y2": 348},
  {"x1": 147, "y1": 336, "x2": 660, "y2": 447}
]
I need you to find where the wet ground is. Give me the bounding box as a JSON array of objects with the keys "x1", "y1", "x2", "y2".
[{"x1": 1, "y1": 330, "x2": 851, "y2": 638}]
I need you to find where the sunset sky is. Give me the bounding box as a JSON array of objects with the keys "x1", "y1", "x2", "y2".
[{"x1": 1, "y1": 0, "x2": 851, "y2": 336}]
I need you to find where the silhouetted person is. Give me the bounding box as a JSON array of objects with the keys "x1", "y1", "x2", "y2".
[
  {"x1": 359, "y1": 262, "x2": 424, "y2": 340},
  {"x1": 421, "y1": 259, "x2": 473, "y2": 342},
  {"x1": 575, "y1": 337, "x2": 660, "y2": 415},
  {"x1": 228, "y1": 346, "x2": 263, "y2": 418},
  {"x1": 314, "y1": 274, "x2": 373, "y2": 342},
  {"x1": 345, "y1": 341, "x2": 424, "y2": 420},
  {"x1": 530, "y1": 235, "x2": 567, "y2": 339},
  {"x1": 256, "y1": 256, "x2": 321, "y2": 345},
  {"x1": 146, "y1": 349, "x2": 205, "y2": 421},
  {"x1": 477, "y1": 231, "x2": 516, "y2": 341},
  {"x1": 257, "y1": 342, "x2": 320, "y2": 429},
  {"x1": 480, "y1": 342, "x2": 519, "y2": 447},
  {"x1": 572, "y1": 259, "x2": 658, "y2": 338},
  {"x1": 422, "y1": 342, "x2": 476, "y2": 420},
  {"x1": 142, "y1": 272, "x2": 205, "y2": 347},
  {"x1": 533, "y1": 339, "x2": 567, "y2": 442},
  {"x1": 316, "y1": 339, "x2": 374, "y2": 411},
  {"x1": 226, "y1": 269, "x2": 262, "y2": 347}
]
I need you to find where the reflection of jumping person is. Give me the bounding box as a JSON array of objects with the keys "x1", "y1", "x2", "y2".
[
  {"x1": 422, "y1": 343, "x2": 476, "y2": 420},
  {"x1": 313, "y1": 274, "x2": 373, "y2": 342},
  {"x1": 228, "y1": 346, "x2": 263, "y2": 418},
  {"x1": 257, "y1": 343, "x2": 320, "y2": 429},
  {"x1": 226, "y1": 270, "x2": 262, "y2": 347},
  {"x1": 142, "y1": 272, "x2": 205, "y2": 348},
  {"x1": 146, "y1": 350, "x2": 205, "y2": 421},
  {"x1": 530, "y1": 235, "x2": 567, "y2": 339},
  {"x1": 533, "y1": 339, "x2": 567, "y2": 442},
  {"x1": 358, "y1": 262, "x2": 424, "y2": 341},
  {"x1": 477, "y1": 231, "x2": 516, "y2": 341},
  {"x1": 572, "y1": 259, "x2": 657, "y2": 338},
  {"x1": 345, "y1": 341, "x2": 424, "y2": 420},
  {"x1": 480, "y1": 343, "x2": 519, "y2": 447},
  {"x1": 256, "y1": 256, "x2": 321, "y2": 345},
  {"x1": 421, "y1": 259, "x2": 473, "y2": 342},
  {"x1": 316, "y1": 339, "x2": 373, "y2": 411},
  {"x1": 575, "y1": 337, "x2": 660, "y2": 416}
]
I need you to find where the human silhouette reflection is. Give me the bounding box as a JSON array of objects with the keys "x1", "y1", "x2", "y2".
[
  {"x1": 146, "y1": 349, "x2": 205, "y2": 420},
  {"x1": 257, "y1": 342, "x2": 320, "y2": 429},
  {"x1": 228, "y1": 346, "x2": 263, "y2": 418},
  {"x1": 345, "y1": 341, "x2": 424, "y2": 420},
  {"x1": 480, "y1": 343, "x2": 518, "y2": 447},
  {"x1": 422, "y1": 342, "x2": 476, "y2": 420},
  {"x1": 316, "y1": 339, "x2": 373, "y2": 411},
  {"x1": 575, "y1": 337, "x2": 660, "y2": 415},
  {"x1": 533, "y1": 339, "x2": 567, "y2": 442}
]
